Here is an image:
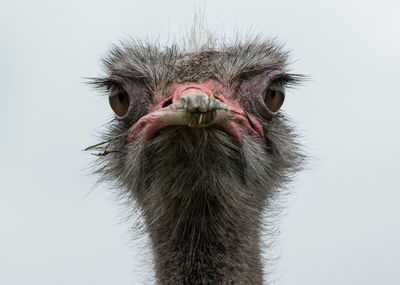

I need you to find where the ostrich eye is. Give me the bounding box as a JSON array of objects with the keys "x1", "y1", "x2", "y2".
[
  {"x1": 109, "y1": 88, "x2": 130, "y2": 117},
  {"x1": 262, "y1": 83, "x2": 285, "y2": 113}
]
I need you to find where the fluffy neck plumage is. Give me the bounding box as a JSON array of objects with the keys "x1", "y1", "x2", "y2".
[
  {"x1": 130, "y1": 127, "x2": 269, "y2": 284},
  {"x1": 148, "y1": 182, "x2": 265, "y2": 284}
]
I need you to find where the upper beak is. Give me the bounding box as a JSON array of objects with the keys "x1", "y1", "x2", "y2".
[{"x1": 162, "y1": 93, "x2": 234, "y2": 127}]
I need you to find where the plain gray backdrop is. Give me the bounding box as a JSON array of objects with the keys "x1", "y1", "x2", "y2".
[{"x1": 1, "y1": 0, "x2": 399, "y2": 284}]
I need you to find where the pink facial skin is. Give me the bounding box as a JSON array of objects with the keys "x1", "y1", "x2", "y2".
[{"x1": 127, "y1": 81, "x2": 263, "y2": 144}]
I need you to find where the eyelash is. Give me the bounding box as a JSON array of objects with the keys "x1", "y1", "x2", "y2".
[
  {"x1": 269, "y1": 73, "x2": 303, "y2": 87},
  {"x1": 269, "y1": 75, "x2": 290, "y2": 86}
]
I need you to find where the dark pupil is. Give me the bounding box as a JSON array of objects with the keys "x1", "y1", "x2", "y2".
[
  {"x1": 270, "y1": 90, "x2": 276, "y2": 98},
  {"x1": 118, "y1": 93, "x2": 125, "y2": 102}
]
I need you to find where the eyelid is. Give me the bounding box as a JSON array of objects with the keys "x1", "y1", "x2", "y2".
[
  {"x1": 99, "y1": 74, "x2": 127, "y2": 92},
  {"x1": 266, "y1": 69, "x2": 284, "y2": 81},
  {"x1": 109, "y1": 84, "x2": 126, "y2": 96},
  {"x1": 108, "y1": 77, "x2": 132, "y2": 100},
  {"x1": 267, "y1": 81, "x2": 285, "y2": 93},
  {"x1": 109, "y1": 74, "x2": 125, "y2": 82}
]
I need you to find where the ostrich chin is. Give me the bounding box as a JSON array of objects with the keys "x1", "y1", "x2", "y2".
[{"x1": 125, "y1": 125, "x2": 267, "y2": 194}]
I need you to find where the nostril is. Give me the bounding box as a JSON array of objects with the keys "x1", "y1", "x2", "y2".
[
  {"x1": 213, "y1": 95, "x2": 226, "y2": 103},
  {"x1": 161, "y1": 97, "x2": 173, "y2": 108}
]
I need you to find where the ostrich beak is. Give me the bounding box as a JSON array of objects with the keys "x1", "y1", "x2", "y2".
[
  {"x1": 160, "y1": 93, "x2": 233, "y2": 127},
  {"x1": 127, "y1": 91, "x2": 263, "y2": 144}
]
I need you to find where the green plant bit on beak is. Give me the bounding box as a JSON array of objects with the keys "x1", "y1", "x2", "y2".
[{"x1": 198, "y1": 113, "x2": 203, "y2": 124}]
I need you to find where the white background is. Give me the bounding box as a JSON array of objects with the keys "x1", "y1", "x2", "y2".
[{"x1": 1, "y1": 0, "x2": 399, "y2": 284}]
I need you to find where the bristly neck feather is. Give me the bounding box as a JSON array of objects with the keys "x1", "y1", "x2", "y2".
[
  {"x1": 125, "y1": 127, "x2": 271, "y2": 284},
  {"x1": 149, "y1": 181, "x2": 264, "y2": 285}
]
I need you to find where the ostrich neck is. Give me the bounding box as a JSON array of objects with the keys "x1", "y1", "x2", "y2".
[
  {"x1": 143, "y1": 180, "x2": 265, "y2": 285},
  {"x1": 131, "y1": 128, "x2": 270, "y2": 284}
]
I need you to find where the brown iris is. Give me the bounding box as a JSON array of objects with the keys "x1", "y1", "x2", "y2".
[
  {"x1": 263, "y1": 87, "x2": 285, "y2": 113},
  {"x1": 109, "y1": 91, "x2": 130, "y2": 117}
]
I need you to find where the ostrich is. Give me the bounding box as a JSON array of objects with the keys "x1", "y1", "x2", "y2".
[{"x1": 88, "y1": 30, "x2": 303, "y2": 284}]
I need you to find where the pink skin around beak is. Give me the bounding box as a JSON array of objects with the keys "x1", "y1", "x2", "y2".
[{"x1": 127, "y1": 81, "x2": 263, "y2": 144}]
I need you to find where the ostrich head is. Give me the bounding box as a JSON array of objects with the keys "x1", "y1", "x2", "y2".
[{"x1": 90, "y1": 34, "x2": 303, "y2": 284}]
